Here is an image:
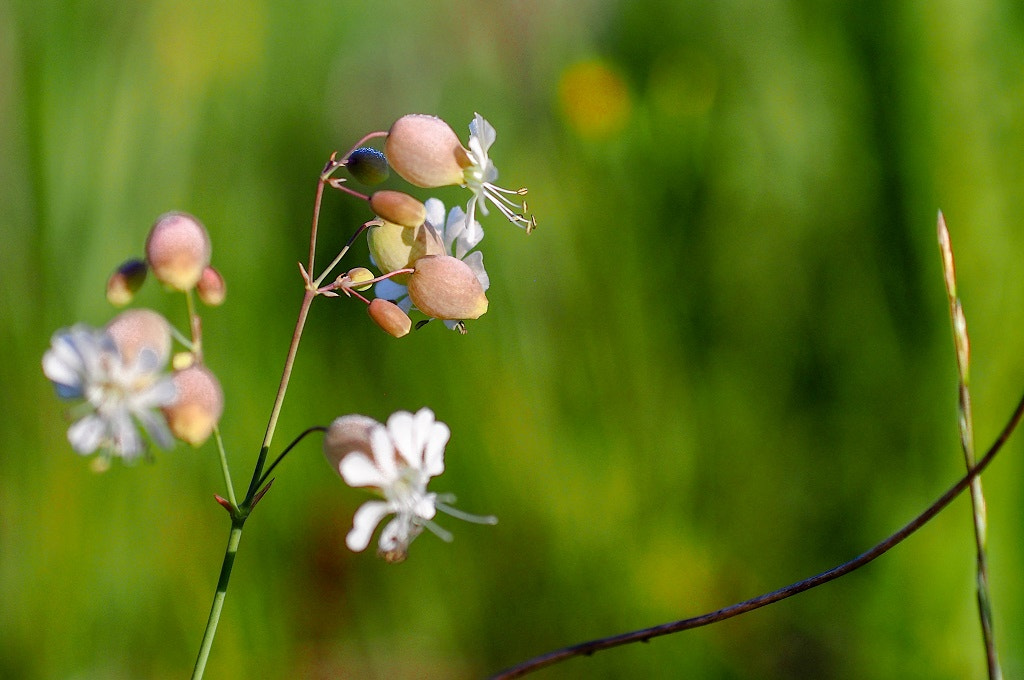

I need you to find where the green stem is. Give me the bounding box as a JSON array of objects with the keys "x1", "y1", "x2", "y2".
[
  {"x1": 242, "y1": 288, "x2": 316, "y2": 505},
  {"x1": 213, "y1": 425, "x2": 237, "y2": 509},
  {"x1": 191, "y1": 519, "x2": 244, "y2": 680},
  {"x1": 191, "y1": 174, "x2": 329, "y2": 678}
]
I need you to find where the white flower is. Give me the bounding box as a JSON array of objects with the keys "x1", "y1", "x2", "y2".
[
  {"x1": 462, "y1": 113, "x2": 536, "y2": 233},
  {"x1": 335, "y1": 407, "x2": 495, "y2": 562},
  {"x1": 42, "y1": 324, "x2": 176, "y2": 462},
  {"x1": 375, "y1": 198, "x2": 489, "y2": 331}
]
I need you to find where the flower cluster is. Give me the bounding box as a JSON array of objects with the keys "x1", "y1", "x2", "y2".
[
  {"x1": 42, "y1": 213, "x2": 225, "y2": 467},
  {"x1": 323, "y1": 407, "x2": 495, "y2": 563},
  {"x1": 321, "y1": 113, "x2": 534, "y2": 336},
  {"x1": 374, "y1": 198, "x2": 489, "y2": 333}
]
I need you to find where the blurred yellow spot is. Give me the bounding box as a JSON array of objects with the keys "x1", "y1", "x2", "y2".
[
  {"x1": 558, "y1": 60, "x2": 632, "y2": 139},
  {"x1": 150, "y1": 0, "x2": 267, "y2": 101}
]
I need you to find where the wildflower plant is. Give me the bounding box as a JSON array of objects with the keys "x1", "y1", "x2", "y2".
[
  {"x1": 42, "y1": 112, "x2": 528, "y2": 678},
  {"x1": 41, "y1": 105, "x2": 1024, "y2": 680}
]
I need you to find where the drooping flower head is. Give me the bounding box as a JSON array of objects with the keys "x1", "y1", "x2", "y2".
[
  {"x1": 324, "y1": 407, "x2": 495, "y2": 563},
  {"x1": 42, "y1": 323, "x2": 177, "y2": 464},
  {"x1": 384, "y1": 114, "x2": 536, "y2": 233}
]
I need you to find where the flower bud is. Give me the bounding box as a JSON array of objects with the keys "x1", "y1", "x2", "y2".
[
  {"x1": 105, "y1": 308, "x2": 172, "y2": 366},
  {"x1": 366, "y1": 220, "x2": 444, "y2": 284},
  {"x1": 367, "y1": 298, "x2": 412, "y2": 338},
  {"x1": 369, "y1": 190, "x2": 427, "y2": 228},
  {"x1": 172, "y1": 351, "x2": 196, "y2": 370},
  {"x1": 162, "y1": 365, "x2": 224, "y2": 447},
  {"x1": 323, "y1": 414, "x2": 378, "y2": 473},
  {"x1": 407, "y1": 255, "x2": 489, "y2": 320},
  {"x1": 106, "y1": 259, "x2": 148, "y2": 306},
  {"x1": 344, "y1": 147, "x2": 389, "y2": 185},
  {"x1": 145, "y1": 212, "x2": 212, "y2": 291},
  {"x1": 196, "y1": 266, "x2": 226, "y2": 306},
  {"x1": 346, "y1": 267, "x2": 375, "y2": 292},
  {"x1": 384, "y1": 114, "x2": 470, "y2": 188}
]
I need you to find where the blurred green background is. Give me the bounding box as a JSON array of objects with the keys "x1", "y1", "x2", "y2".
[{"x1": 3, "y1": 0, "x2": 1024, "y2": 678}]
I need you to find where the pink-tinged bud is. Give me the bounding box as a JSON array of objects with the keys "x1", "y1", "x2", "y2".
[
  {"x1": 162, "y1": 365, "x2": 224, "y2": 447},
  {"x1": 105, "y1": 308, "x2": 172, "y2": 366},
  {"x1": 367, "y1": 298, "x2": 412, "y2": 338},
  {"x1": 323, "y1": 414, "x2": 378, "y2": 473},
  {"x1": 384, "y1": 114, "x2": 470, "y2": 188},
  {"x1": 196, "y1": 266, "x2": 226, "y2": 306},
  {"x1": 145, "y1": 212, "x2": 212, "y2": 291},
  {"x1": 369, "y1": 190, "x2": 427, "y2": 228},
  {"x1": 407, "y1": 255, "x2": 489, "y2": 320},
  {"x1": 106, "y1": 259, "x2": 148, "y2": 306},
  {"x1": 367, "y1": 220, "x2": 445, "y2": 284}
]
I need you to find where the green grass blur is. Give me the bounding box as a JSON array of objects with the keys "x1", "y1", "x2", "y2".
[{"x1": 3, "y1": 1, "x2": 1024, "y2": 678}]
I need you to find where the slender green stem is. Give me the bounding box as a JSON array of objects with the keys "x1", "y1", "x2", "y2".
[
  {"x1": 213, "y1": 425, "x2": 237, "y2": 509},
  {"x1": 242, "y1": 288, "x2": 315, "y2": 505},
  {"x1": 191, "y1": 519, "x2": 244, "y2": 680}
]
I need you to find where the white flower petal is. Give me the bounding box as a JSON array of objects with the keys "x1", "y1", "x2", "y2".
[
  {"x1": 67, "y1": 415, "x2": 106, "y2": 454},
  {"x1": 410, "y1": 408, "x2": 439, "y2": 467},
  {"x1": 347, "y1": 501, "x2": 392, "y2": 552},
  {"x1": 378, "y1": 514, "x2": 422, "y2": 554},
  {"x1": 442, "y1": 205, "x2": 467, "y2": 251},
  {"x1": 136, "y1": 408, "x2": 175, "y2": 450},
  {"x1": 133, "y1": 377, "x2": 178, "y2": 410},
  {"x1": 469, "y1": 113, "x2": 496, "y2": 154},
  {"x1": 386, "y1": 410, "x2": 419, "y2": 469},
  {"x1": 413, "y1": 492, "x2": 438, "y2": 521},
  {"x1": 112, "y1": 413, "x2": 145, "y2": 458},
  {"x1": 340, "y1": 451, "x2": 389, "y2": 488},
  {"x1": 368, "y1": 424, "x2": 399, "y2": 478},
  {"x1": 456, "y1": 218, "x2": 484, "y2": 258},
  {"x1": 461, "y1": 250, "x2": 489, "y2": 291},
  {"x1": 422, "y1": 420, "x2": 449, "y2": 478},
  {"x1": 424, "y1": 197, "x2": 446, "y2": 229}
]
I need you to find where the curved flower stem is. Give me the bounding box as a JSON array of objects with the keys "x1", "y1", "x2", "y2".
[
  {"x1": 255, "y1": 425, "x2": 328, "y2": 490},
  {"x1": 490, "y1": 389, "x2": 1024, "y2": 679}
]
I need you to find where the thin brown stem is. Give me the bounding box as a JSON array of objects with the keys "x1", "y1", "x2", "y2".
[{"x1": 490, "y1": 390, "x2": 1024, "y2": 679}]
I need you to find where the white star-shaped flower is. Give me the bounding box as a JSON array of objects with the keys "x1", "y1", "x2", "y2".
[
  {"x1": 462, "y1": 113, "x2": 536, "y2": 233},
  {"x1": 332, "y1": 407, "x2": 495, "y2": 562},
  {"x1": 42, "y1": 324, "x2": 176, "y2": 463}
]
